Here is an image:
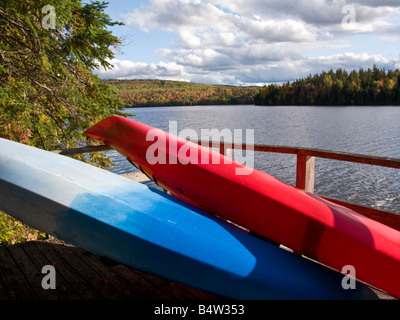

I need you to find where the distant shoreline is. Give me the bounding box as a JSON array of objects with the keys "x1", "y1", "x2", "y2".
[
  {"x1": 103, "y1": 79, "x2": 259, "y2": 108},
  {"x1": 103, "y1": 66, "x2": 400, "y2": 108}
]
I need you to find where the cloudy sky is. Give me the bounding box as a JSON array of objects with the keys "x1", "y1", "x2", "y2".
[{"x1": 96, "y1": 0, "x2": 400, "y2": 85}]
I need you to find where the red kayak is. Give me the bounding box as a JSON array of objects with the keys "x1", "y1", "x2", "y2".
[{"x1": 85, "y1": 116, "x2": 400, "y2": 298}]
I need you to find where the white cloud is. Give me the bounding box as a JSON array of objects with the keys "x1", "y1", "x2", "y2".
[
  {"x1": 101, "y1": 0, "x2": 400, "y2": 85},
  {"x1": 97, "y1": 53, "x2": 400, "y2": 86},
  {"x1": 158, "y1": 48, "x2": 229, "y2": 69},
  {"x1": 207, "y1": 53, "x2": 400, "y2": 85},
  {"x1": 124, "y1": 0, "x2": 319, "y2": 47},
  {"x1": 215, "y1": 0, "x2": 400, "y2": 27},
  {"x1": 96, "y1": 59, "x2": 188, "y2": 80}
]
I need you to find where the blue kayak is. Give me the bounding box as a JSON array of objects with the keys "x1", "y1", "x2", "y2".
[{"x1": 0, "y1": 138, "x2": 377, "y2": 299}]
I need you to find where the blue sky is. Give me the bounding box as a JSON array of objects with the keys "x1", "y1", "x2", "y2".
[
  {"x1": 96, "y1": 0, "x2": 400, "y2": 85},
  {"x1": 104, "y1": 0, "x2": 177, "y2": 64}
]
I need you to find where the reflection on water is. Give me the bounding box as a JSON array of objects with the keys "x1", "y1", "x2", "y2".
[{"x1": 108, "y1": 105, "x2": 400, "y2": 214}]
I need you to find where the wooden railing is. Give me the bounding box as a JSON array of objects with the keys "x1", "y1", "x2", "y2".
[
  {"x1": 53, "y1": 142, "x2": 400, "y2": 231},
  {"x1": 211, "y1": 142, "x2": 400, "y2": 192}
]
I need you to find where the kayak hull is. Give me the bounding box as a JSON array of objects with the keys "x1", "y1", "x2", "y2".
[
  {"x1": 84, "y1": 116, "x2": 400, "y2": 298},
  {"x1": 0, "y1": 138, "x2": 377, "y2": 300}
]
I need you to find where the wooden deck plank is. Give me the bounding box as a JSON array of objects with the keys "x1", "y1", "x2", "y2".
[
  {"x1": 0, "y1": 279, "x2": 10, "y2": 300},
  {"x1": 31, "y1": 241, "x2": 84, "y2": 300},
  {"x1": 0, "y1": 259, "x2": 15, "y2": 300},
  {"x1": 173, "y1": 280, "x2": 227, "y2": 300},
  {"x1": 130, "y1": 267, "x2": 224, "y2": 300},
  {"x1": 62, "y1": 240, "x2": 224, "y2": 300},
  {"x1": 0, "y1": 238, "x2": 397, "y2": 300},
  {"x1": 61, "y1": 244, "x2": 146, "y2": 300},
  {"x1": 130, "y1": 267, "x2": 207, "y2": 300},
  {"x1": 0, "y1": 245, "x2": 37, "y2": 300},
  {"x1": 33, "y1": 240, "x2": 104, "y2": 300},
  {"x1": 43, "y1": 239, "x2": 121, "y2": 300},
  {"x1": 8, "y1": 243, "x2": 59, "y2": 300},
  {"x1": 109, "y1": 263, "x2": 172, "y2": 300},
  {"x1": 22, "y1": 241, "x2": 68, "y2": 299},
  {"x1": 0, "y1": 237, "x2": 225, "y2": 300}
]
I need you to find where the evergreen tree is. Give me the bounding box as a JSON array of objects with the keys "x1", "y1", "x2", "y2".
[
  {"x1": 255, "y1": 67, "x2": 400, "y2": 106},
  {"x1": 0, "y1": 0, "x2": 127, "y2": 244},
  {"x1": 0, "y1": 0, "x2": 125, "y2": 164}
]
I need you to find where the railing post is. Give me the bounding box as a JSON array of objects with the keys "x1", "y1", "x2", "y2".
[{"x1": 296, "y1": 151, "x2": 315, "y2": 193}]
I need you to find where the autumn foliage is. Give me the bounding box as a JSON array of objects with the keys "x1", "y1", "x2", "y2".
[{"x1": 105, "y1": 79, "x2": 259, "y2": 108}]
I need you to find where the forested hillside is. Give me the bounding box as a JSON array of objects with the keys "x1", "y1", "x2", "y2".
[
  {"x1": 255, "y1": 67, "x2": 400, "y2": 106},
  {"x1": 105, "y1": 79, "x2": 259, "y2": 107}
]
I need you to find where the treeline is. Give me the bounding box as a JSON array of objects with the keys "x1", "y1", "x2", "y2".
[
  {"x1": 255, "y1": 67, "x2": 400, "y2": 106},
  {"x1": 104, "y1": 79, "x2": 259, "y2": 107}
]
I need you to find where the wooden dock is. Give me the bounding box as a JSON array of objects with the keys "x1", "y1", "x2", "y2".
[
  {"x1": 0, "y1": 238, "x2": 223, "y2": 300},
  {"x1": 0, "y1": 237, "x2": 396, "y2": 300}
]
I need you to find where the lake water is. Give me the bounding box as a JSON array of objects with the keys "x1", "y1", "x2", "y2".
[{"x1": 107, "y1": 105, "x2": 400, "y2": 214}]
